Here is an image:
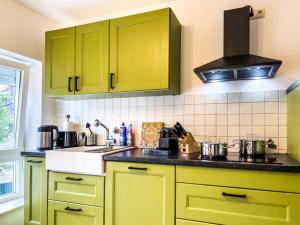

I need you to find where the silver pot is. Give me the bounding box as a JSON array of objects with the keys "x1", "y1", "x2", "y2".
[
  {"x1": 200, "y1": 142, "x2": 230, "y2": 160},
  {"x1": 200, "y1": 142, "x2": 211, "y2": 159},
  {"x1": 238, "y1": 139, "x2": 248, "y2": 156},
  {"x1": 246, "y1": 140, "x2": 266, "y2": 157},
  {"x1": 211, "y1": 143, "x2": 228, "y2": 159}
]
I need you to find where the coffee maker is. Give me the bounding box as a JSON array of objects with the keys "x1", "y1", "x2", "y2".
[{"x1": 37, "y1": 125, "x2": 59, "y2": 150}]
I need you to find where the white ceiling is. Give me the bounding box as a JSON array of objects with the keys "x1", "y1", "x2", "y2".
[{"x1": 16, "y1": 0, "x2": 173, "y2": 24}]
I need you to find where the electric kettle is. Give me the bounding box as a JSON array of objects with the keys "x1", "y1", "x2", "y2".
[{"x1": 37, "y1": 125, "x2": 59, "y2": 150}]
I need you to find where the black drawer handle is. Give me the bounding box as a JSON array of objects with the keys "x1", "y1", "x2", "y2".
[
  {"x1": 110, "y1": 73, "x2": 114, "y2": 89},
  {"x1": 222, "y1": 192, "x2": 247, "y2": 199},
  {"x1": 75, "y1": 76, "x2": 80, "y2": 92},
  {"x1": 64, "y1": 207, "x2": 82, "y2": 212},
  {"x1": 128, "y1": 166, "x2": 147, "y2": 171},
  {"x1": 68, "y1": 77, "x2": 73, "y2": 92},
  {"x1": 65, "y1": 177, "x2": 82, "y2": 181},
  {"x1": 26, "y1": 160, "x2": 42, "y2": 163}
]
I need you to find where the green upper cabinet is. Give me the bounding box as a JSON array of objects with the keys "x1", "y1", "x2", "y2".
[
  {"x1": 105, "y1": 162, "x2": 175, "y2": 225},
  {"x1": 45, "y1": 28, "x2": 75, "y2": 96},
  {"x1": 45, "y1": 21, "x2": 109, "y2": 96},
  {"x1": 75, "y1": 21, "x2": 109, "y2": 94},
  {"x1": 110, "y1": 8, "x2": 181, "y2": 94},
  {"x1": 24, "y1": 157, "x2": 48, "y2": 225},
  {"x1": 45, "y1": 8, "x2": 181, "y2": 97}
]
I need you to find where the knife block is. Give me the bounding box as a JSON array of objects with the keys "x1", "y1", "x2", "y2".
[{"x1": 179, "y1": 132, "x2": 200, "y2": 154}]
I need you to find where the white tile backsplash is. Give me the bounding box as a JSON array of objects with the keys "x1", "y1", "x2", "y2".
[
  {"x1": 265, "y1": 90, "x2": 279, "y2": 102},
  {"x1": 55, "y1": 90, "x2": 288, "y2": 153},
  {"x1": 240, "y1": 103, "x2": 252, "y2": 114},
  {"x1": 205, "y1": 104, "x2": 217, "y2": 114},
  {"x1": 195, "y1": 94, "x2": 206, "y2": 104},
  {"x1": 253, "y1": 102, "x2": 265, "y2": 113},
  {"x1": 228, "y1": 92, "x2": 240, "y2": 103}
]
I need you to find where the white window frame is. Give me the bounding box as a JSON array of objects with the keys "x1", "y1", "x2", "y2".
[{"x1": 0, "y1": 57, "x2": 29, "y2": 203}]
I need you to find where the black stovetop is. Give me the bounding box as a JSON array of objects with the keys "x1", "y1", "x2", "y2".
[{"x1": 198, "y1": 154, "x2": 282, "y2": 164}]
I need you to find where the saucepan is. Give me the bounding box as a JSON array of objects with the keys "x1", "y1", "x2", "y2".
[
  {"x1": 200, "y1": 142, "x2": 234, "y2": 160},
  {"x1": 236, "y1": 135, "x2": 274, "y2": 157}
]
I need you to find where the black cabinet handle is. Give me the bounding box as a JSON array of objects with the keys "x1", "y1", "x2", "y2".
[
  {"x1": 222, "y1": 192, "x2": 247, "y2": 199},
  {"x1": 68, "y1": 77, "x2": 73, "y2": 92},
  {"x1": 128, "y1": 166, "x2": 147, "y2": 171},
  {"x1": 75, "y1": 76, "x2": 80, "y2": 92},
  {"x1": 26, "y1": 160, "x2": 42, "y2": 163},
  {"x1": 110, "y1": 73, "x2": 114, "y2": 89},
  {"x1": 64, "y1": 207, "x2": 82, "y2": 212},
  {"x1": 65, "y1": 177, "x2": 82, "y2": 181}
]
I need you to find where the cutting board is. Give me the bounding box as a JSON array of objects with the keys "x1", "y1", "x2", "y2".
[{"x1": 140, "y1": 122, "x2": 164, "y2": 148}]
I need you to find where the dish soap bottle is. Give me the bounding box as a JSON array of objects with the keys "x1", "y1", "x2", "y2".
[
  {"x1": 119, "y1": 122, "x2": 127, "y2": 146},
  {"x1": 127, "y1": 124, "x2": 134, "y2": 147}
]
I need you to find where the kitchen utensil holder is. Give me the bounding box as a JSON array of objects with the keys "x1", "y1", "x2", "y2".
[{"x1": 179, "y1": 132, "x2": 200, "y2": 154}]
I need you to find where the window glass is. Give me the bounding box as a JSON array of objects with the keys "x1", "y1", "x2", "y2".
[
  {"x1": 0, "y1": 161, "x2": 16, "y2": 197},
  {"x1": 0, "y1": 66, "x2": 21, "y2": 149}
]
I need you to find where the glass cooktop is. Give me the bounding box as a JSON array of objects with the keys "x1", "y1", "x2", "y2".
[{"x1": 198, "y1": 153, "x2": 283, "y2": 164}]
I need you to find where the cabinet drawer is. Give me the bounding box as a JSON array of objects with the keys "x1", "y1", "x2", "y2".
[
  {"x1": 177, "y1": 219, "x2": 216, "y2": 225},
  {"x1": 49, "y1": 172, "x2": 104, "y2": 206},
  {"x1": 48, "y1": 200, "x2": 103, "y2": 225},
  {"x1": 177, "y1": 183, "x2": 300, "y2": 225},
  {"x1": 176, "y1": 166, "x2": 300, "y2": 193}
]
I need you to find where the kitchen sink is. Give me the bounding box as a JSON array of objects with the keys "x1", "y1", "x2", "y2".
[{"x1": 46, "y1": 146, "x2": 133, "y2": 176}]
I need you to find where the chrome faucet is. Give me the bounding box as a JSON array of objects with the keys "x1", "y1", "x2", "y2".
[{"x1": 94, "y1": 119, "x2": 115, "y2": 145}]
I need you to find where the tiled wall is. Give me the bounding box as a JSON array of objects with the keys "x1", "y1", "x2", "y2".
[{"x1": 55, "y1": 90, "x2": 287, "y2": 153}]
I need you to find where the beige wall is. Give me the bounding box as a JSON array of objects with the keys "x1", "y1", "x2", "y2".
[
  {"x1": 0, "y1": 0, "x2": 55, "y2": 61},
  {"x1": 57, "y1": 0, "x2": 300, "y2": 94}
]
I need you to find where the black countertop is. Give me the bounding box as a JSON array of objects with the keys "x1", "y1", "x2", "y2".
[
  {"x1": 21, "y1": 148, "x2": 300, "y2": 173},
  {"x1": 21, "y1": 149, "x2": 46, "y2": 157},
  {"x1": 103, "y1": 148, "x2": 300, "y2": 173}
]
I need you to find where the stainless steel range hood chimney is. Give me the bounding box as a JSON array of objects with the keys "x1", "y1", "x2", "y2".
[{"x1": 194, "y1": 6, "x2": 282, "y2": 83}]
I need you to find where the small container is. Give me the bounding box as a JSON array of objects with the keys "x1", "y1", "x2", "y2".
[
  {"x1": 119, "y1": 122, "x2": 127, "y2": 146},
  {"x1": 127, "y1": 124, "x2": 134, "y2": 147}
]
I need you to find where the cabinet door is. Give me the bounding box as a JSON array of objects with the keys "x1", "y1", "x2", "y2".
[
  {"x1": 24, "y1": 157, "x2": 48, "y2": 225},
  {"x1": 110, "y1": 8, "x2": 169, "y2": 92},
  {"x1": 75, "y1": 21, "x2": 109, "y2": 94},
  {"x1": 48, "y1": 200, "x2": 103, "y2": 225},
  {"x1": 45, "y1": 28, "x2": 75, "y2": 96},
  {"x1": 105, "y1": 162, "x2": 175, "y2": 225}
]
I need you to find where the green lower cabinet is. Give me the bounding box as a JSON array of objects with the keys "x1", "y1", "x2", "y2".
[
  {"x1": 48, "y1": 172, "x2": 104, "y2": 207},
  {"x1": 48, "y1": 200, "x2": 103, "y2": 225},
  {"x1": 105, "y1": 162, "x2": 175, "y2": 225},
  {"x1": 177, "y1": 183, "x2": 300, "y2": 225},
  {"x1": 176, "y1": 219, "x2": 216, "y2": 225},
  {"x1": 24, "y1": 157, "x2": 48, "y2": 225}
]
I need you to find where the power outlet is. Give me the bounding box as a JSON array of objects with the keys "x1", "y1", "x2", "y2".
[{"x1": 251, "y1": 8, "x2": 266, "y2": 20}]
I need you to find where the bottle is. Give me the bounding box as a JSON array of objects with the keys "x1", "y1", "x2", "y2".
[
  {"x1": 62, "y1": 114, "x2": 74, "y2": 131},
  {"x1": 119, "y1": 122, "x2": 127, "y2": 146},
  {"x1": 127, "y1": 124, "x2": 134, "y2": 147}
]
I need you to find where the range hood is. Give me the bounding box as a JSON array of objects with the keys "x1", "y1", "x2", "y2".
[{"x1": 194, "y1": 6, "x2": 282, "y2": 83}]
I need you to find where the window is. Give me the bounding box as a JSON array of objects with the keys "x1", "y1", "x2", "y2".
[
  {"x1": 0, "y1": 161, "x2": 16, "y2": 197},
  {"x1": 0, "y1": 63, "x2": 23, "y2": 203},
  {"x1": 0, "y1": 66, "x2": 21, "y2": 149}
]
